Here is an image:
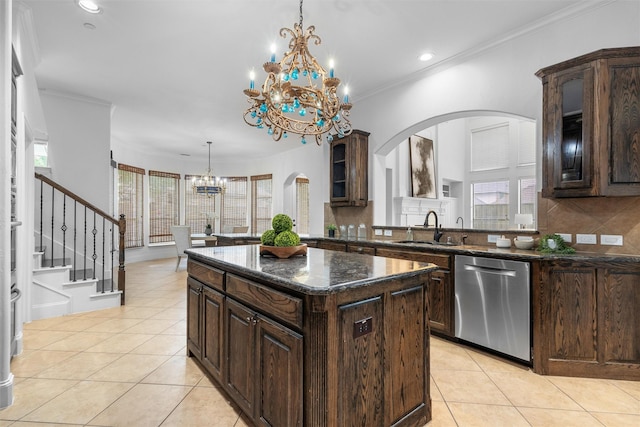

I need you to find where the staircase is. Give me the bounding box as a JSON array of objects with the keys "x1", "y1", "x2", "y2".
[{"x1": 32, "y1": 173, "x2": 126, "y2": 320}]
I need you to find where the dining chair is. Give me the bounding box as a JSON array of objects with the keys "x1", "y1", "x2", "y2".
[{"x1": 171, "y1": 225, "x2": 192, "y2": 271}]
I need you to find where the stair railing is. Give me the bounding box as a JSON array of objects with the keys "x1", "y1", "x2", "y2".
[{"x1": 35, "y1": 172, "x2": 126, "y2": 304}]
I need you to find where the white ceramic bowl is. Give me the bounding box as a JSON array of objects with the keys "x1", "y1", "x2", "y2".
[
  {"x1": 514, "y1": 238, "x2": 534, "y2": 250},
  {"x1": 496, "y1": 238, "x2": 511, "y2": 248}
]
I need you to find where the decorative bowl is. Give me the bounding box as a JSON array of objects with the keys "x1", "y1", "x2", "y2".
[
  {"x1": 496, "y1": 237, "x2": 511, "y2": 248},
  {"x1": 259, "y1": 244, "x2": 308, "y2": 259},
  {"x1": 514, "y1": 238, "x2": 534, "y2": 250}
]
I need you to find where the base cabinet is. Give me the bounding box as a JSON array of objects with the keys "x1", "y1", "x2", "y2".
[
  {"x1": 225, "y1": 298, "x2": 303, "y2": 426},
  {"x1": 376, "y1": 247, "x2": 454, "y2": 337},
  {"x1": 187, "y1": 254, "x2": 432, "y2": 427},
  {"x1": 535, "y1": 260, "x2": 640, "y2": 380}
]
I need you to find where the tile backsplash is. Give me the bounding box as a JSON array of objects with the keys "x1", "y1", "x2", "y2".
[
  {"x1": 537, "y1": 193, "x2": 640, "y2": 255},
  {"x1": 324, "y1": 202, "x2": 374, "y2": 239}
]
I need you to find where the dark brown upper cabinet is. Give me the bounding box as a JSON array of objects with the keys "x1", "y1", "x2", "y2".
[
  {"x1": 330, "y1": 130, "x2": 369, "y2": 207},
  {"x1": 536, "y1": 47, "x2": 640, "y2": 198}
]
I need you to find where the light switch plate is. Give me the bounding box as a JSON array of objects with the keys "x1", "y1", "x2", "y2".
[
  {"x1": 576, "y1": 234, "x2": 597, "y2": 244},
  {"x1": 487, "y1": 234, "x2": 499, "y2": 243},
  {"x1": 557, "y1": 233, "x2": 572, "y2": 243},
  {"x1": 374, "y1": 229, "x2": 383, "y2": 236},
  {"x1": 383, "y1": 230, "x2": 393, "y2": 236},
  {"x1": 601, "y1": 234, "x2": 623, "y2": 246}
]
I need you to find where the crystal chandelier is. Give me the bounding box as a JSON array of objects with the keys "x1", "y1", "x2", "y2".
[
  {"x1": 192, "y1": 141, "x2": 226, "y2": 197},
  {"x1": 243, "y1": 0, "x2": 352, "y2": 145}
]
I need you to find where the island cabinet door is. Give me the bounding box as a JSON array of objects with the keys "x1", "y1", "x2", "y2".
[
  {"x1": 255, "y1": 314, "x2": 303, "y2": 427},
  {"x1": 224, "y1": 298, "x2": 256, "y2": 417},
  {"x1": 187, "y1": 278, "x2": 203, "y2": 360},
  {"x1": 201, "y1": 286, "x2": 224, "y2": 383},
  {"x1": 427, "y1": 269, "x2": 453, "y2": 336}
]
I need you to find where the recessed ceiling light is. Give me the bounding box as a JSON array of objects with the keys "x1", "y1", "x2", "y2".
[
  {"x1": 77, "y1": 0, "x2": 102, "y2": 14},
  {"x1": 419, "y1": 52, "x2": 434, "y2": 62},
  {"x1": 83, "y1": 22, "x2": 96, "y2": 30}
]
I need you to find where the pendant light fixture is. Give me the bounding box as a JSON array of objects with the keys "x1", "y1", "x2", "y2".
[{"x1": 192, "y1": 141, "x2": 226, "y2": 197}]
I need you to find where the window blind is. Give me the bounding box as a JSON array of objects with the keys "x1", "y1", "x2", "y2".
[
  {"x1": 251, "y1": 174, "x2": 272, "y2": 234},
  {"x1": 149, "y1": 170, "x2": 180, "y2": 243},
  {"x1": 117, "y1": 163, "x2": 145, "y2": 248},
  {"x1": 220, "y1": 177, "x2": 248, "y2": 232},
  {"x1": 296, "y1": 177, "x2": 309, "y2": 234},
  {"x1": 471, "y1": 124, "x2": 509, "y2": 171},
  {"x1": 185, "y1": 174, "x2": 217, "y2": 234}
]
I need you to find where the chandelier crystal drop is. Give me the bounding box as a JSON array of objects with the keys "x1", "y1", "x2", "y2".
[
  {"x1": 192, "y1": 141, "x2": 226, "y2": 197},
  {"x1": 243, "y1": 0, "x2": 352, "y2": 145}
]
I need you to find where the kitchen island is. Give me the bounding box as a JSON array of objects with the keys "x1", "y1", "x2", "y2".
[{"x1": 185, "y1": 245, "x2": 437, "y2": 427}]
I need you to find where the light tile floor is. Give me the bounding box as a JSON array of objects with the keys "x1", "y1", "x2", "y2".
[{"x1": 2, "y1": 257, "x2": 639, "y2": 426}]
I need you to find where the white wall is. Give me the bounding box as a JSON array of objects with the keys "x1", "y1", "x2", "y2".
[
  {"x1": 39, "y1": 91, "x2": 112, "y2": 214},
  {"x1": 352, "y1": 0, "x2": 640, "y2": 225}
]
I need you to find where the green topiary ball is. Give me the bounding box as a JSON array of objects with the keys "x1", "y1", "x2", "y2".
[
  {"x1": 272, "y1": 214, "x2": 293, "y2": 233},
  {"x1": 260, "y1": 229, "x2": 277, "y2": 246},
  {"x1": 274, "y1": 230, "x2": 301, "y2": 247}
]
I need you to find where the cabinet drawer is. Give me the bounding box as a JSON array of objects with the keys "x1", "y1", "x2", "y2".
[
  {"x1": 188, "y1": 260, "x2": 225, "y2": 291},
  {"x1": 227, "y1": 274, "x2": 303, "y2": 329},
  {"x1": 376, "y1": 248, "x2": 450, "y2": 269}
]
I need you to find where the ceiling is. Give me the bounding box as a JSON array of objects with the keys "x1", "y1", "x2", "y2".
[{"x1": 22, "y1": 0, "x2": 590, "y2": 160}]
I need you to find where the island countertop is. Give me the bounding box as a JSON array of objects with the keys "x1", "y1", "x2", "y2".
[{"x1": 185, "y1": 244, "x2": 436, "y2": 295}]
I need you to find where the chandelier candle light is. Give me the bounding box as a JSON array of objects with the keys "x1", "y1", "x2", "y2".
[
  {"x1": 243, "y1": 0, "x2": 352, "y2": 145},
  {"x1": 192, "y1": 141, "x2": 226, "y2": 197}
]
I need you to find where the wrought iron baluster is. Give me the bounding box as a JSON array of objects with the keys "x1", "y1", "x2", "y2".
[
  {"x1": 61, "y1": 195, "x2": 67, "y2": 266},
  {"x1": 83, "y1": 206, "x2": 87, "y2": 280},
  {"x1": 92, "y1": 211, "x2": 97, "y2": 280},
  {"x1": 39, "y1": 179, "x2": 43, "y2": 254},
  {"x1": 102, "y1": 217, "x2": 106, "y2": 293},
  {"x1": 110, "y1": 224, "x2": 115, "y2": 292},
  {"x1": 50, "y1": 185, "x2": 55, "y2": 268},
  {"x1": 72, "y1": 201, "x2": 77, "y2": 281}
]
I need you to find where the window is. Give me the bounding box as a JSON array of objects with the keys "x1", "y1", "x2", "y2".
[
  {"x1": 251, "y1": 174, "x2": 272, "y2": 234},
  {"x1": 185, "y1": 174, "x2": 217, "y2": 235},
  {"x1": 148, "y1": 170, "x2": 180, "y2": 244},
  {"x1": 296, "y1": 177, "x2": 309, "y2": 234},
  {"x1": 220, "y1": 177, "x2": 248, "y2": 232},
  {"x1": 118, "y1": 164, "x2": 145, "y2": 248},
  {"x1": 34, "y1": 141, "x2": 49, "y2": 167},
  {"x1": 519, "y1": 177, "x2": 537, "y2": 226},
  {"x1": 472, "y1": 181, "x2": 509, "y2": 230},
  {"x1": 471, "y1": 124, "x2": 509, "y2": 171}
]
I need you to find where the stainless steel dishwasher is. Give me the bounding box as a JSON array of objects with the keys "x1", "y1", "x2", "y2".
[{"x1": 454, "y1": 255, "x2": 530, "y2": 362}]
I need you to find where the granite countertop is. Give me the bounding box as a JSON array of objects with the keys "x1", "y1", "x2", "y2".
[
  {"x1": 185, "y1": 245, "x2": 436, "y2": 295},
  {"x1": 206, "y1": 233, "x2": 640, "y2": 263}
]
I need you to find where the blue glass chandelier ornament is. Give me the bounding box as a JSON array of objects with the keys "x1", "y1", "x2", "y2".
[{"x1": 243, "y1": 0, "x2": 352, "y2": 145}]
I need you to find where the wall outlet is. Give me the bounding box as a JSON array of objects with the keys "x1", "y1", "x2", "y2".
[
  {"x1": 576, "y1": 234, "x2": 597, "y2": 244},
  {"x1": 601, "y1": 234, "x2": 623, "y2": 246},
  {"x1": 374, "y1": 229, "x2": 383, "y2": 236},
  {"x1": 487, "y1": 234, "x2": 500, "y2": 243},
  {"x1": 557, "y1": 233, "x2": 572, "y2": 243},
  {"x1": 383, "y1": 229, "x2": 393, "y2": 236}
]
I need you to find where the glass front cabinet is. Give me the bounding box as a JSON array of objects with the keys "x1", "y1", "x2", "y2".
[
  {"x1": 537, "y1": 47, "x2": 640, "y2": 198},
  {"x1": 330, "y1": 130, "x2": 369, "y2": 207}
]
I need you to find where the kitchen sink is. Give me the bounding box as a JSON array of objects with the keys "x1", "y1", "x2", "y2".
[{"x1": 395, "y1": 240, "x2": 461, "y2": 246}]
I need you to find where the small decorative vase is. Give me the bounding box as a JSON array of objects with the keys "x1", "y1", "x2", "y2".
[
  {"x1": 328, "y1": 229, "x2": 335, "y2": 238},
  {"x1": 204, "y1": 226, "x2": 212, "y2": 236}
]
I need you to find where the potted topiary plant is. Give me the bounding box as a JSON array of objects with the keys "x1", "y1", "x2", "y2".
[
  {"x1": 260, "y1": 214, "x2": 307, "y2": 258},
  {"x1": 327, "y1": 224, "x2": 337, "y2": 238}
]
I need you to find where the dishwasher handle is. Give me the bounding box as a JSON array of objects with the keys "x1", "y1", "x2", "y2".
[{"x1": 463, "y1": 264, "x2": 517, "y2": 277}]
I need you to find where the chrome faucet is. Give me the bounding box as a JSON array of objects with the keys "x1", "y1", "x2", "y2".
[
  {"x1": 424, "y1": 210, "x2": 444, "y2": 242},
  {"x1": 456, "y1": 216, "x2": 464, "y2": 229}
]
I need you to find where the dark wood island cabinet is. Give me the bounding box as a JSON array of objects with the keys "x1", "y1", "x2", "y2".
[{"x1": 185, "y1": 245, "x2": 436, "y2": 427}]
